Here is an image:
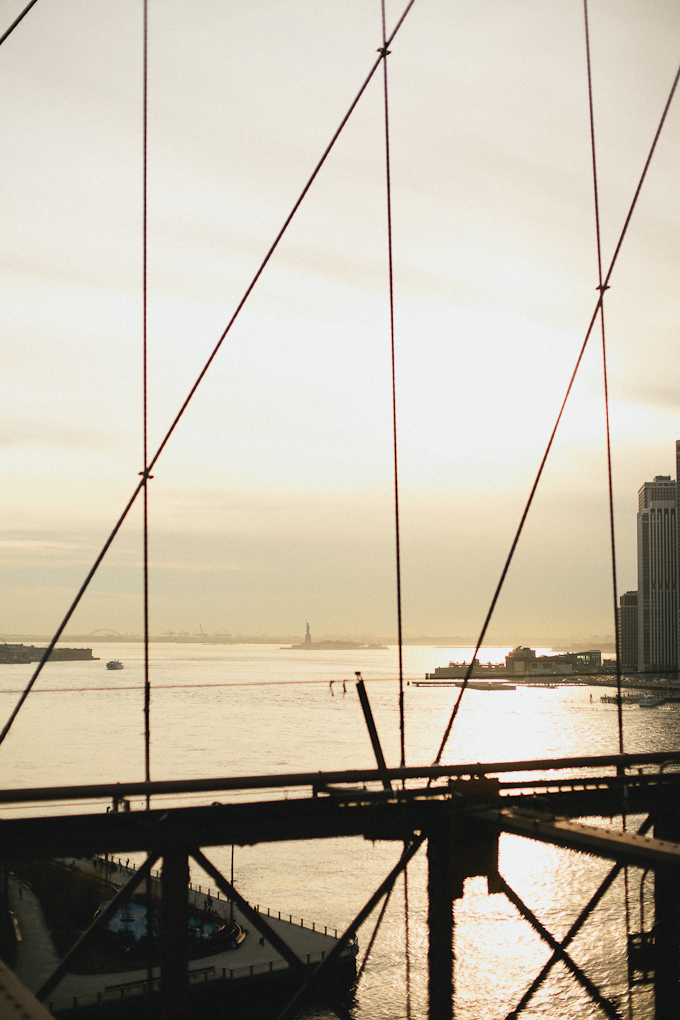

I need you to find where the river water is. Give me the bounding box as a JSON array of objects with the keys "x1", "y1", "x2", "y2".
[{"x1": 2, "y1": 642, "x2": 678, "y2": 1019}]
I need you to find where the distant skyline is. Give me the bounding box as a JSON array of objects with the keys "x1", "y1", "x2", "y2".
[
  {"x1": 2, "y1": 1, "x2": 680, "y2": 644},
  {"x1": 3, "y1": 622, "x2": 618, "y2": 653}
]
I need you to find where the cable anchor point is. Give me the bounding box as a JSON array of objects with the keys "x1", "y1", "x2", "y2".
[
  {"x1": 596, "y1": 283, "x2": 610, "y2": 293},
  {"x1": 377, "y1": 47, "x2": 391, "y2": 57},
  {"x1": 139, "y1": 468, "x2": 154, "y2": 481}
]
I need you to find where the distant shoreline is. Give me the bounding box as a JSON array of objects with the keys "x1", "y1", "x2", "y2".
[{"x1": 4, "y1": 634, "x2": 616, "y2": 653}]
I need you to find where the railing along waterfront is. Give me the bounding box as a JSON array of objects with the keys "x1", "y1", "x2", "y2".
[
  {"x1": 47, "y1": 948, "x2": 343, "y2": 1014},
  {"x1": 90, "y1": 856, "x2": 341, "y2": 938}
]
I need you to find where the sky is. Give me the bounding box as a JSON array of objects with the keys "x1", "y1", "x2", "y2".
[{"x1": 1, "y1": 0, "x2": 679, "y2": 644}]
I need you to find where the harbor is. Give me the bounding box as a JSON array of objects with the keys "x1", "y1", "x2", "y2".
[
  {"x1": 2, "y1": 642, "x2": 680, "y2": 1018},
  {"x1": 1, "y1": 0, "x2": 679, "y2": 1017}
]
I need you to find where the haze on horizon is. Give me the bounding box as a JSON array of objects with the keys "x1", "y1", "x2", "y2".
[{"x1": 1, "y1": 1, "x2": 679, "y2": 648}]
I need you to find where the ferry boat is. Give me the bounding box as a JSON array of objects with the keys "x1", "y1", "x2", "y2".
[{"x1": 106, "y1": 660, "x2": 124, "y2": 671}]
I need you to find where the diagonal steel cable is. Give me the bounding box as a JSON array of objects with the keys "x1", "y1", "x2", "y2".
[
  {"x1": 0, "y1": 0, "x2": 417, "y2": 752},
  {"x1": 0, "y1": 0, "x2": 40, "y2": 48},
  {"x1": 36, "y1": 853, "x2": 160, "y2": 1001},
  {"x1": 431, "y1": 58, "x2": 680, "y2": 769}
]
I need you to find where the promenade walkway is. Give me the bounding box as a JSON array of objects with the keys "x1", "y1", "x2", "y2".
[
  {"x1": 10, "y1": 858, "x2": 350, "y2": 1014},
  {"x1": 8, "y1": 876, "x2": 59, "y2": 994}
]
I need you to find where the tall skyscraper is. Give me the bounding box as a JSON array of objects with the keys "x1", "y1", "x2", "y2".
[
  {"x1": 637, "y1": 471, "x2": 678, "y2": 671},
  {"x1": 676, "y1": 440, "x2": 680, "y2": 662},
  {"x1": 618, "y1": 590, "x2": 638, "y2": 670}
]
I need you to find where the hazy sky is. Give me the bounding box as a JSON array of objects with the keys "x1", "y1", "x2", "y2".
[{"x1": 1, "y1": 0, "x2": 679, "y2": 642}]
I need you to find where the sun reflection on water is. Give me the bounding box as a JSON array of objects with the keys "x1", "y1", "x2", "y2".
[{"x1": 0, "y1": 643, "x2": 672, "y2": 1018}]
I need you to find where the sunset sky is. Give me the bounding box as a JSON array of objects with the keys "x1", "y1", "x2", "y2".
[{"x1": 1, "y1": 0, "x2": 679, "y2": 643}]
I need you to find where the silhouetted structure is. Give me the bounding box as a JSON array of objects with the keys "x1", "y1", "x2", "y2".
[
  {"x1": 619, "y1": 590, "x2": 639, "y2": 670},
  {"x1": 637, "y1": 468, "x2": 678, "y2": 671},
  {"x1": 428, "y1": 646, "x2": 602, "y2": 680}
]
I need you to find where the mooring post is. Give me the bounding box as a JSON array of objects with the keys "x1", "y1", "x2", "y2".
[
  {"x1": 161, "y1": 849, "x2": 189, "y2": 1020},
  {"x1": 427, "y1": 820, "x2": 462, "y2": 1020},
  {"x1": 654, "y1": 788, "x2": 680, "y2": 1020}
]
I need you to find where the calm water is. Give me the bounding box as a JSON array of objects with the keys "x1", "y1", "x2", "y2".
[{"x1": 2, "y1": 642, "x2": 677, "y2": 1018}]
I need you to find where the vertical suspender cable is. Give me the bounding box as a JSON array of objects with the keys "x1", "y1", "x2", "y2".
[
  {"x1": 583, "y1": 0, "x2": 624, "y2": 757},
  {"x1": 431, "y1": 58, "x2": 680, "y2": 771},
  {"x1": 0, "y1": 0, "x2": 417, "y2": 750},
  {"x1": 584, "y1": 12, "x2": 629, "y2": 1015},
  {"x1": 141, "y1": 7, "x2": 154, "y2": 995},
  {"x1": 403, "y1": 857, "x2": 413, "y2": 1019},
  {"x1": 380, "y1": 0, "x2": 406, "y2": 769},
  {"x1": 142, "y1": 0, "x2": 151, "y2": 793},
  {"x1": 380, "y1": 8, "x2": 411, "y2": 1014}
]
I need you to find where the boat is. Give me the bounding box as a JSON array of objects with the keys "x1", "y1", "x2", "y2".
[
  {"x1": 639, "y1": 695, "x2": 658, "y2": 708},
  {"x1": 106, "y1": 660, "x2": 124, "y2": 671}
]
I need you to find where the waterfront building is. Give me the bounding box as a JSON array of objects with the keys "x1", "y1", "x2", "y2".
[
  {"x1": 637, "y1": 473, "x2": 678, "y2": 671},
  {"x1": 504, "y1": 647, "x2": 601, "y2": 674},
  {"x1": 618, "y1": 590, "x2": 638, "y2": 671},
  {"x1": 426, "y1": 646, "x2": 604, "y2": 680}
]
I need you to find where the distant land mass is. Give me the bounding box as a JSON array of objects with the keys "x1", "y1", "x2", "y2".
[
  {"x1": 6, "y1": 632, "x2": 615, "y2": 653},
  {"x1": 281, "y1": 622, "x2": 388, "y2": 651}
]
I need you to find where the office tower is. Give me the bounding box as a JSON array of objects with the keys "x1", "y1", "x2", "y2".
[
  {"x1": 618, "y1": 591, "x2": 638, "y2": 670},
  {"x1": 676, "y1": 440, "x2": 680, "y2": 664},
  {"x1": 637, "y1": 473, "x2": 678, "y2": 671}
]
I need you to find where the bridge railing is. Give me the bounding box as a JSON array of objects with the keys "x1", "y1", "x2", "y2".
[
  {"x1": 4, "y1": 751, "x2": 680, "y2": 811},
  {"x1": 47, "y1": 948, "x2": 346, "y2": 1014}
]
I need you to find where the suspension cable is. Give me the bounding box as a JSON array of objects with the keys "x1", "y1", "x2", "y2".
[
  {"x1": 431, "y1": 57, "x2": 680, "y2": 769},
  {"x1": 380, "y1": 0, "x2": 405, "y2": 768},
  {"x1": 403, "y1": 860, "x2": 413, "y2": 1019},
  {"x1": 0, "y1": 0, "x2": 39, "y2": 48},
  {"x1": 0, "y1": 0, "x2": 417, "y2": 751},
  {"x1": 142, "y1": 0, "x2": 151, "y2": 795},
  {"x1": 583, "y1": 0, "x2": 624, "y2": 759}
]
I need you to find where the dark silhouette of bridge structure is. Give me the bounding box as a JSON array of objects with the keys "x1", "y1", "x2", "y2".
[
  {"x1": 3, "y1": 749, "x2": 680, "y2": 1019},
  {"x1": 2, "y1": 1, "x2": 680, "y2": 1018}
]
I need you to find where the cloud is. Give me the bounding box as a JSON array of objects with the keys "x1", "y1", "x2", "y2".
[
  {"x1": 620, "y1": 384, "x2": 680, "y2": 414},
  {"x1": 0, "y1": 417, "x2": 116, "y2": 451}
]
